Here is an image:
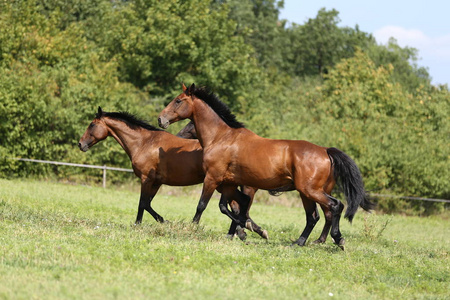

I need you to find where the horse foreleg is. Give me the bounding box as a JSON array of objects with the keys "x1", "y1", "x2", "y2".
[
  {"x1": 135, "y1": 183, "x2": 163, "y2": 224},
  {"x1": 193, "y1": 176, "x2": 217, "y2": 223},
  {"x1": 292, "y1": 197, "x2": 320, "y2": 246}
]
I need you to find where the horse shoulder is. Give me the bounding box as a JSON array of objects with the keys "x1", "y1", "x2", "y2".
[{"x1": 131, "y1": 132, "x2": 163, "y2": 176}]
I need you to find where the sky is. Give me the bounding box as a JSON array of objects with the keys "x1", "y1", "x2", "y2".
[{"x1": 279, "y1": 0, "x2": 450, "y2": 86}]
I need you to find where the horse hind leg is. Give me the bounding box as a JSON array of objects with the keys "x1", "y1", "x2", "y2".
[
  {"x1": 302, "y1": 192, "x2": 345, "y2": 250},
  {"x1": 293, "y1": 188, "x2": 345, "y2": 249},
  {"x1": 292, "y1": 196, "x2": 320, "y2": 246},
  {"x1": 326, "y1": 193, "x2": 345, "y2": 250},
  {"x1": 313, "y1": 204, "x2": 332, "y2": 244}
]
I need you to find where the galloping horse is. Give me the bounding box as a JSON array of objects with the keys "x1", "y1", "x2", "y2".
[
  {"x1": 78, "y1": 107, "x2": 266, "y2": 239},
  {"x1": 158, "y1": 84, "x2": 374, "y2": 249}
]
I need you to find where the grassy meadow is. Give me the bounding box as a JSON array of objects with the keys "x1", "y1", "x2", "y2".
[{"x1": 0, "y1": 178, "x2": 448, "y2": 299}]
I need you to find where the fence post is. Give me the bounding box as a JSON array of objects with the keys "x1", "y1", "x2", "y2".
[{"x1": 103, "y1": 165, "x2": 106, "y2": 188}]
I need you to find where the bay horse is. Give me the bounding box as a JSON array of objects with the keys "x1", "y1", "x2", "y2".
[
  {"x1": 78, "y1": 107, "x2": 266, "y2": 239},
  {"x1": 158, "y1": 84, "x2": 374, "y2": 249}
]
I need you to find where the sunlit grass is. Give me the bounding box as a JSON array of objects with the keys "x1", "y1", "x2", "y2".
[{"x1": 0, "y1": 178, "x2": 448, "y2": 299}]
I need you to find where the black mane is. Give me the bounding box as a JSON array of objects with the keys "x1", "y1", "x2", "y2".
[
  {"x1": 100, "y1": 111, "x2": 163, "y2": 131},
  {"x1": 192, "y1": 87, "x2": 245, "y2": 129}
]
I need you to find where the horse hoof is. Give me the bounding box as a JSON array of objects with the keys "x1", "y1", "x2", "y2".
[
  {"x1": 338, "y1": 238, "x2": 345, "y2": 251},
  {"x1": 312, "y1": 239, "x2": 325, "y2": 245},
  {"x1": 226, "y1": 234, "x2": 235, "y2": 240},
  {"x1": 262, "y1": 230, "x2": 269, "y2": 240},
  {"x1": 291, "y1": 237, "x2": 306, "y2": 247},
  {"x1": 236, "y1": 227, "x2": 247, "y2": 241},
  {"x1": 245, "y1": 220, "x2": 254, "y2": 232}
]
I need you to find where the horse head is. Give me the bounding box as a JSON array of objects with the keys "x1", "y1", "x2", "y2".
[
  {"x1": 158, "y1": 83, "x2": 196, "y2": 129},
  {"x1": 78, "y1": 106, "x2": 109, "y2": 152}
]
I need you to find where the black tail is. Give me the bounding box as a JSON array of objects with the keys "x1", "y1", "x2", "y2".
[{"x1": 327, "y1": 147, "x2": 375, "y2": 222}]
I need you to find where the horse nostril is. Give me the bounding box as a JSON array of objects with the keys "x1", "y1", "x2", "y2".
[{"x1": 157, "y1": 117, "x2": 162, "y2": 125}]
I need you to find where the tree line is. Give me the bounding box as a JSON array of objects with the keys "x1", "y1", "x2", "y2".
[{"x1": 0, "y1": 0, "x2": 448, "y2": 213}]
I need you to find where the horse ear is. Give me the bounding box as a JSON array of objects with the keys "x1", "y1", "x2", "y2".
[
  {"x1": 187, "y1": 83, "x2": 196, "y2": 96},
  {"x1": 182, "y1": 83, "x2": 187, "y2": 92},
  {"x1": 96, "y1": 106, "x2": 103, "y2": 118}
]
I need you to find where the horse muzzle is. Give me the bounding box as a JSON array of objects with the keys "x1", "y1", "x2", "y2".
[
  {"x1": 78, "y1": 142, "x2": 89, "y2": 152},
  {"x1": 158, "y1": 116, "x2": 170, "y2": 129}
]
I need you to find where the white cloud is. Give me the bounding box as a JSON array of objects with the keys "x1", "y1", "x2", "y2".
[
  {"x1": 374, "y1": 26, "x2": 450, "y2": 62},
  {"x1": 374, "y1": 26, "x2": 427, "y2": 46},
  {"x1": 374, "y1": 26, "x2": 450, "y2": 85}
]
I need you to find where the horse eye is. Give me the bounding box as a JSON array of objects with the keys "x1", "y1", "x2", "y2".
[
  {"x1": 175, "y1": 99, "x2": 181, "y2": 104},
  {"x1": 89, "y1": 123, "x2": 95, "y2": 128}
]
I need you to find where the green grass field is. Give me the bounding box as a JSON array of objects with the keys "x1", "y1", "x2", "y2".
[{"x1": 0, "y1": 178, "x2": 448, "y2": 299}]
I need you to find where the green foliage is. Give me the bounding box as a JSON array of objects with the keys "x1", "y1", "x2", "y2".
[
  {"x1": 309, "y1": 50, "x2": 449, "y2": 201},
  {"x1": 0, "y1": 0, "x2": 149, "y2": 179},
  {"x1": 284, "y1": 9, "x2": 375, "y2": 77},
  {"x1": 216, "y1": 0, "x2": 288, "y2": 71},
  {"x1": 0, "y1": 0, "x2": 448, "y2": 212},
  {"x1": 83, "y1": 0, "x2": 262, "y2": 108},
  {"x1": 367, "y1": 38, "x2": 432, "y2": 92}
]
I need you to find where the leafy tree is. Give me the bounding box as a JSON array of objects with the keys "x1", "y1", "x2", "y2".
[
  {"x1": 0, "y1": 0, "x2": 146, "y2": 181},
  {"x1": 214, "y1": 0, "x2": 289, "y2": 71},
  {"x1": 310, "y1": 50, "x2": 449, "y2": 204},
  {"x1": 285, "y1": 8, "x2": 375, "y2": 77},
  {"x1": 81, "y1": 0, "x2": 262, "y2": 110},
  {"x1": 367, "y1": 38, "x2": 432, "y2": 93},
  {"x1": 287, "y1": 8, "x2": 345, "y2": 76}
]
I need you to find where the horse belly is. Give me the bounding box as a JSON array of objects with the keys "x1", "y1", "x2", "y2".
[
  {"x1": 232, "y1": 164, "x2": 292, "y2": 190},
  {"x1": 158, "y1": 161, "x2": 204, "y2": 186},
  {"x1": 230, "y1": 142, "x2": 292, "y2": 190}
]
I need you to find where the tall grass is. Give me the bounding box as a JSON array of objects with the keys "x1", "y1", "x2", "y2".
[{"x1": 0, "y1": 179, "x2": 448, "y2": 299}]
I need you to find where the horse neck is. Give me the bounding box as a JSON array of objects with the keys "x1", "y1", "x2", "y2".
[
  {"x1": 103, "y1": 117, "x2": 147, "y2": 160},
  {"x1": 191, "y1": 99, "x2": 230, "y2": 148}
]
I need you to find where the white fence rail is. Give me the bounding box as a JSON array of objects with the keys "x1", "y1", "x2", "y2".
[
  {"x1": 7, "y1": 158, "x2": 450, "y2": 203},
  {"x1": 369, "y1": 193, "x2": 450, "y2": 203},
  {"x1": 10, "y1": 157, "x2": 133, "y2": 188}
]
